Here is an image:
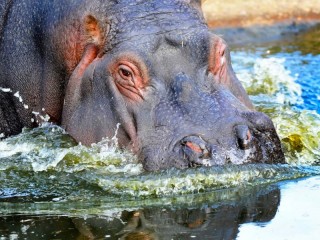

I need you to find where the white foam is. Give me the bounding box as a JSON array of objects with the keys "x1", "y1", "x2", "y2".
[
  {"x1": 0, "y1": 87, "x2": 12, "y2": 93},
  {"x1": 31, "y1": 149, "x2": 69, "y2": 172},
  {"x1": 0, "y1": 142, "x2": 36, "y2": 158},
  {"x1": 13, "y1": 91, "x2": 23, "y2": 102},
  {"x1": 32, "y1": 111, "x2": 51, "y2": 123}
]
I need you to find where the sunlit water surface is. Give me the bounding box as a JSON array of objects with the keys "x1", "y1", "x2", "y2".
[{"x1": 0, "y1": 26, "x2": 319, "y2": 239}]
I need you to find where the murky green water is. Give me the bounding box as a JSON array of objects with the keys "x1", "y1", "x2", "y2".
[{"x1": 0, "y1": 25, "x2": 320, "y2": 239}]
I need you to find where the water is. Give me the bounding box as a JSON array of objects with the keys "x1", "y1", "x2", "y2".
[
  {"x1": 0, "y1": 26, "x2": 320, "y2": 239},
  {"x1": 238, "y1": 176, "x2": 320, "y2": 240}
]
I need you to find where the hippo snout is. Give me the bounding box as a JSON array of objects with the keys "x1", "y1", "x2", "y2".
[{"x1": 172, "y1": 112, "x2": 284, "y2": 169}]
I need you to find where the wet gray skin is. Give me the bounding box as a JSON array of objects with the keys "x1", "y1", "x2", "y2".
[{"x1": 0, "y1": 0, "x2": 284, "y2": 171}]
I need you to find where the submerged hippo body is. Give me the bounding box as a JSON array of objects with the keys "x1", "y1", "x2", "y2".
[{"x1": 0, "y1": 0, "x2": 284, "y2": 170}]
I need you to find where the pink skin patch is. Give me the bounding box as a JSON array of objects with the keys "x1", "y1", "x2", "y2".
[{"x1": 185, "y1": 141, "x2": 203, "y2": 153}]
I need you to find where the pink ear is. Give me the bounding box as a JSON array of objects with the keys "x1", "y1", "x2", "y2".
[
  {"x1": 70, "y1": 44, "x2": 99, "y2": 81},
  {"x1": 84, "y1": 15, "x2": 110, "y2": 47},
  {"x1": 68, "y1": 14, "x2": 108, "y2": 85},
  {"x1": 62, "y1": 44, "x2": 99, "y2": 126},
  {"x1": 209, "y1": 36, "x2": 228, "y2": 83},
  {"x1": 208, "y1": 35, "x2": 255, "y2": 110},
  {"x1": 62, "y1": 14, "x2": 110, "y2": 127}
]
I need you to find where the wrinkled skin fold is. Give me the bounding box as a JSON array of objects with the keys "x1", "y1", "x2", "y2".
[{"x1": 0, "y1": 0, "x2": 285, "y2": 171}]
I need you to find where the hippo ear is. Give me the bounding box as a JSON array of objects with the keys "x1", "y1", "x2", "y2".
[
  {"x1": 84, "y1": 15, "x2": 110, "y2": 48},
  {"x1": 209, "y1": 35, "x2": 254, "y2": 109},
  {"x1": 62, "y1": 15, "x2": 110, "y2": 127}
]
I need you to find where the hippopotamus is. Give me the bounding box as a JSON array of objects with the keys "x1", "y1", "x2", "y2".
[{"x1": 0, "y1": 0, "x2": 285, "y2": 170}]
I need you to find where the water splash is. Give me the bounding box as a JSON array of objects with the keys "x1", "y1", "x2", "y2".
[
  {"x1": 95, "y1": 164, "x2": 320, "y2": 197},
  {"x1": 236, "y1": 57, "x2": 303, "y2": 105},
  {"x1": 0, "y1": 123, "x2": 140, "y2": 173},
  {"x1": 0, "y1": 123, "x2": 319, "y2": 200},
  {"x1": 269, "y1": 107, "x2": 320, "y2": 165}
]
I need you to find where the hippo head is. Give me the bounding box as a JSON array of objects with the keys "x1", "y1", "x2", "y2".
[{"x1": 62, "y1": 0, "x2": 284, "y2": 171}]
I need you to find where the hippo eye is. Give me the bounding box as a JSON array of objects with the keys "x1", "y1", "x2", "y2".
[
  {"x1": 118, "y1": 65, "x2": 133, "y2": 79},
  {"x1": 112, "y1": 58, "x2": 148, "y2": 101}
]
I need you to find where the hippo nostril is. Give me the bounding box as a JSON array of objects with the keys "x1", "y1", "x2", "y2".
[
  {"x1": 185, "y1": 141, "x2": 203, "y2": 154},
  {"x1": 181, "y1": 136, "x2": 210, "y2": 159},
  {"x1": 235, "y1": 125, "x2": 252, "y2": 150}
]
